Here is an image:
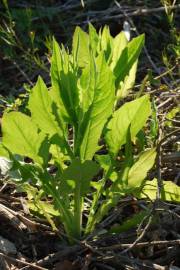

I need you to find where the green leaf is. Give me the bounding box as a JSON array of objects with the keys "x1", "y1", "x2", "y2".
[
  {"x1": 110, "y1": 210, "x2": 149, "y2": 233},
  {"x1": 2, "y1": 112, "x2": 47, "y2": 165},
  {"x1": 95, "y1": 154, "x2": 112, "y2": 172},
  {"x1": 137, "y1": 179, "x2": 180, "y2": 203},
  {"x1": 28, "y1": 200, "x2": 60, "y2": 217},
  {"x1": 29, "y1": 76, "x2": 65, "y2": 138},
  {"x1": 23, "y1": 183, "x2": 60, "y2": 217},
  {"x1": 149, "y1": 99, "x2": 159, "y2": 140},
  {"x1": 88, "y1": 23, "x2": 99, "y2": 55},
  {"x1": 50, "y1": 38, "x2": 79, "y2": 126},
  {"x1": 76, "y1": 52, "x2": 115, "y2": 160},
  {"x1": 0, "y1": 143, "x2": 9, "y2": 159},
  {"x1": 22, "y1": 183, "x2": 59, "y2": 231},
  {"x1": 165, "y1": 107, "x2": 180, "y2": 127},
  {"x1": 60, "y1": 158, "x2": 100, "y2": 238},
  {"x1": 72, "y1": 26, "x2": 89, "y2": 68},
  {"x1": 105, "y1": 95, "x2": 151, "y2": 156},
  {"x1": 114, "y1": 34, "x2": 144, "y2": 86},
  {"x1": 120, "y1": 126, "x2": 134, "y2": 185},
  {"x1": 127, "y1": 148, "x2": 156, "y2": 188},
  {"x1": 100, "y1": 25, "x2": 113, "y2": 61},
  {"x1": 49, "y1": 144, "x2": 67, "y2": 170},
  {"x1": 110, "y1": 31, "x2": 128, "y2": 70},
  {"x1": 117, "y1": 60, "x2": 138, "y2": 99},
  {"x1": 61, "y1": 159, "x2": 99, "y2": 196},
  {"x1": 11, "y1": 159, "x2": 43, "y2": 184}
]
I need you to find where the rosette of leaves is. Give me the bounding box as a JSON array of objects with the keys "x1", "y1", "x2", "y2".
[{"x1": 1, "y1": 24, "x2": 179, "y2": 242}]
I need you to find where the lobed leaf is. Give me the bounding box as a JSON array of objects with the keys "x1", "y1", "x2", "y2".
[{"x1": 61, "y1": 159, "x2": 99, "y2": 196}]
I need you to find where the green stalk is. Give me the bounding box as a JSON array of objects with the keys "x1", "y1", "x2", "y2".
[
  {"x1": 43, "y1": 182, "x2": 74, "y2": 242},
  {"x1": 85, "y1": 165, "x2": 113, "y2": 235},
  {"x1": 89, "y1": 128, "x2": 133, "y2": 230},
  {"x1": 73, "y1": 181, "x2": 83, "y2": 239}
]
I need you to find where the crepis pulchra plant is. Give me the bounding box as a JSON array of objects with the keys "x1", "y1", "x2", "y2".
[{"x1": 0, "y1": 24, "x2": 179, "y2": 243}]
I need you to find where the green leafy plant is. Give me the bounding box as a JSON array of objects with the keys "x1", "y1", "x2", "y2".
[{"x1": 1, "y1": 24, "x2": 178, "y2": 242}]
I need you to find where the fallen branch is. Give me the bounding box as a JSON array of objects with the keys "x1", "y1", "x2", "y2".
[{"x1": 99, "y1": 239, "x2": 180, "y2": 251}]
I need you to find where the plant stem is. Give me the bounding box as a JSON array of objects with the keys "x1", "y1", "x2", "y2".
[
  {"x1": 43, "y1": 181, "x2": 74, "y2": 242},
  {"x1": 74, "y1": 181, "x2": 83, "y2": 239},
  {"x1": 86, "y1": 131, "x2": 133, "y2": 234},
  {"x1": 85, "y1": 165, "x2": 113, "y2": 235}
]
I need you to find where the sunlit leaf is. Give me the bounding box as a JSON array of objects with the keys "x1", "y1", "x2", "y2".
[
  {"x1": 72, "y1": 26, "x2": 89, "y2": 67},
  {"x1": 29, "y1": 76, "x2": 65, "y2": 138},
  {"x1": 105, "y1": 95, "x2": 151, "y2": 156},
  {"x1": 76, "y1": 52, "x2": 115, "y2": 160},
  {"x1": 128, "y1": 148, "x2": 156, "y2": 188},
  {"x1": 137, "y1": 179, "x2": 180, "y2": 203},
  {"x1": 114, "y1": 34, "x2": 144, "y2": 86},
  {"x1": 2, "y1": 112, "x2": 48, "y2": 165}
]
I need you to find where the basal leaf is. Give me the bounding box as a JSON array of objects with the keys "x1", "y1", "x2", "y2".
[
  {"x1": 137, "y1": 179, "x2": 180, "y2": 203},
  {"x1": 61, "y1": 159, "x2": 99, "y2": 196},
  {"x1": 110, "y1": 210, "x2": 149, "y2": 233},
  {"x1": 105, "y1": 95, "x2": 151, "y2": 156},
  {"x1": 127, "y1": 148, "x2": 156, "y2": 188},
  {"x1": 2, "y1": 112, "x2": 47, "y2": 165},
  {"x1": 12, "y1": 160, "x2": 42, "y2": 183},
  {"x1": 28, "y1": 200, "x2": 60, "y2": 217}
]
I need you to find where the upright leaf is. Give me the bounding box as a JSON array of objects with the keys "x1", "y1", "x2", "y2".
[
  {"x1": 110, "y1": 31, "x2": 128, "y2": 70},
  {"x1": 105, "y1": 95, "x2": 151, "y2": 156},
  {"x1": 72, "y1": 26, "x2": 89, "y2": 68},
  {"x1": 50, "y1": 38, "x2": 79, "y2": 126},
  {"x1": 117, "y1": 60, "x2": 138, "y2": 99},
  {"x1": 29, "y1": 76, "x2": 65, "y2": 138},
  {"x1": 100, "y1": 25, "x2": 113, "y2": 61},
  {"x1": 76, "y1": 53, "x2": 115, "y2": 160},
  {"x1": 114, "y1": 34, "x2": 144, "y2": 86},
  {"x1": 88, "y1": 23, "x2": 99, "y2": 55}
]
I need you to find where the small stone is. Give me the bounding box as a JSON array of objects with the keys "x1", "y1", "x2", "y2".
[{"x1": 0, "y1": 236, "x2": 17, "y2": 255}]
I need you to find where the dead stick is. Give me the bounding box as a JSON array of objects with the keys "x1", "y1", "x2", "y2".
[
  {"x1": 95, "y1": 4, "x2": 180, "y2": 21},
  {"x1": 99, "y1": 239, "x2": 180, "y2": 251},
  {"x1": 0, "y1": 253, "x2": 48, "y2": 270}
]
